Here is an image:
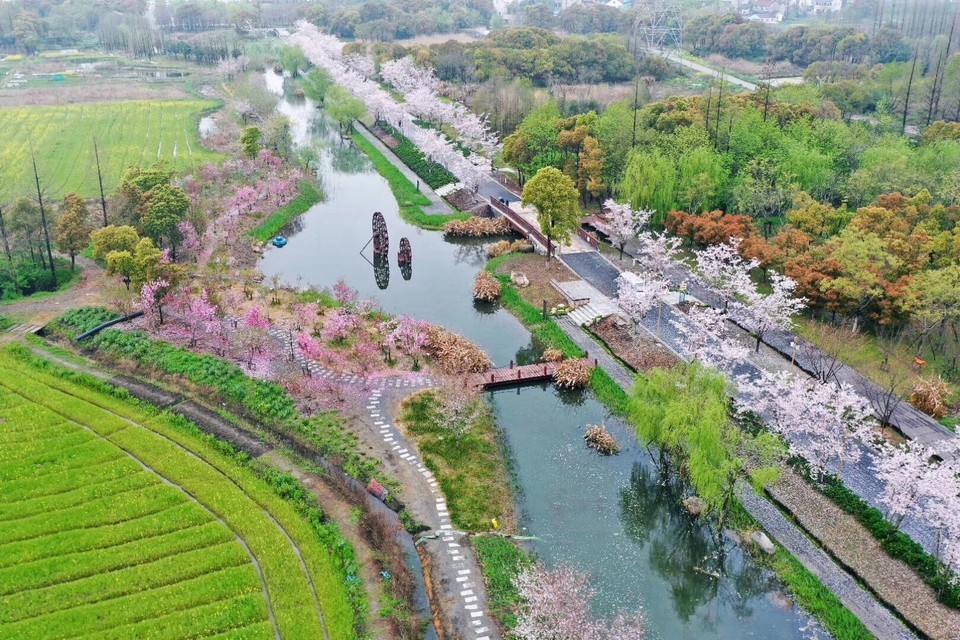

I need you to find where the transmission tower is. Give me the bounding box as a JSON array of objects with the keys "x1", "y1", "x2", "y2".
[{"x1": 632, "y1": 0, "x2": 683, "y2": 55}]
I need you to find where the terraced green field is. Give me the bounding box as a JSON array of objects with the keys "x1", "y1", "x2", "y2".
[
  {"x1": 1, "y1": 100, "x2": 223, "y2": 201},
  {"x1": 0, "y1": 350, "x2": 356, "y2": 639}
]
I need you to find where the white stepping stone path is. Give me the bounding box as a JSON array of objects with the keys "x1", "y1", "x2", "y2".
[{"x1": 365, "y1": 388, "x2": 497, "y2": 640}]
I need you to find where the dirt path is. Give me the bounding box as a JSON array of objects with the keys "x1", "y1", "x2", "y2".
[{"x1": 1, "y1": 255, "x2": 109, "y2": 324}]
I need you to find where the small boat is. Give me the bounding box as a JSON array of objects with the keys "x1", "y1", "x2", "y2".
[{"x1": 271, "y1": 236, "x2": 288, "y2": 248}]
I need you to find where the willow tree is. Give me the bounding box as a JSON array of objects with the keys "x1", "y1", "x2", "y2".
[
  {"x1": 630, "y1": 363, "x2": 782, "y2": 537},
  {"x1": 618, "y1": 149, "x2": 676, "y2": 223}
]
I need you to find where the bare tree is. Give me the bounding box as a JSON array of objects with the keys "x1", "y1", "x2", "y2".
[{"x1": 797, "y1": 321, "x2": 865, "y2": 386}]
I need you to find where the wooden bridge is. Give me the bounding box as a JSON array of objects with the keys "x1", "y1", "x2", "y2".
[
  {"x1": 489, "y1": 197, "x2": 600, "y2": 252},
  {"x1": 472, "y1": 357, "x2": 595, "y2": 389}
]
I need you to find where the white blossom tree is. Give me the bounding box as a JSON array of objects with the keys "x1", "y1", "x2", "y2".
[
  {"x1": 513, "y1": 563, "x2": 646, "y2": 640},
  {"x1": 872, "y1": 442, "x2": 933, "y2": 530},
  {"x1": 734, "y1": 272, "x2": 807, "y2": 352},
  {"x1": 604, "y1": 199, "x2": 643, "y2": 260},
  {"x1": 618, "y1": 271, "x2": 670, "y2": 337}
]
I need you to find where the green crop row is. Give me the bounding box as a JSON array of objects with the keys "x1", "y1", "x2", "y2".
[
  {"x1": 3, "y1": 565, "x2": 262, "y2": 639},
  {"x1": 1, "y1": 346, "x2": 362, "y2": 639},
  {"x1": 3, "y1": 429, "x2": 90, "y2": 461},
  {"x1": 46, "y1": 306, "x2": 119, "y2": 339},
  {"x1": 90, "y1": 329, "x2": 299, "y2": 425},
  {"x1": 0, "y1": 455, "x2": 143, "y2": 505},
  {"x1": 376, "y1": 123, "x2": 456, "y2": 189},
  {"x1": 0, "y1": 541, "x2": 250, "y2": 624},
  {"x1": 0, "y1": 515, "x2": 231, "y2": 596},
  {"x1": 0, "y1": 482, "x2": 187, "y2": 547},
  {"x1": 0, "y1": 443, "x2": 125, "y2": 484},
  {"x1": 0, "y1": 473, "x2": 160, "y2": 523},
  {"x1": 88, "y1": 595, "x2": 271, "y2": 640}
]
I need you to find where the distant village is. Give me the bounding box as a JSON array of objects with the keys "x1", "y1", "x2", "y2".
[{"x1": 555, "y1": 0, "x2": 843, "y2": 23}]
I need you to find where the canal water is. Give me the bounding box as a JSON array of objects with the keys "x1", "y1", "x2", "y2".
[{"x1": 257, "y1": 71, "x2": 815, "y2": 639}]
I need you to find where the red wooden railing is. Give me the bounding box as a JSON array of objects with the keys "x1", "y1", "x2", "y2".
[{"x1": 489, "y1": 197, "x2": 549, "y2": 248}]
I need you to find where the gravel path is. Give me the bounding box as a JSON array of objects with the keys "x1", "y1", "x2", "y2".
[{"x1": 0, "y1": 255, "x2": 108, "y2": 324}]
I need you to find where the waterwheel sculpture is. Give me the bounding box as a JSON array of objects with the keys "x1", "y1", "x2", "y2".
[
  {"x1": 372, "y1": 211, "x2": 389, "y2": 257},
  {"x1": 398, "y1": 238, "x2": 412, "y2": 281}
]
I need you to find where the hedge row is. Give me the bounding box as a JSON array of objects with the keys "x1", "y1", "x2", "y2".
[{"x1": 376, "y1": 122, "x2": 456, "y2": 189}]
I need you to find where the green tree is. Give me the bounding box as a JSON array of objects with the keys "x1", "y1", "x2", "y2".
[
  {"x1": 141, "y1": 185, "x2": 189, "y2": 258},
  {"x1": 502, "y1": 101, "x2": 562, "y2": 185},
  {"x1": 263, "y1": 115, "x2": 293, "y2": 159},
  {"x1": 325, "y1": 86, "x2": 366, "y2": 134},
  {"x1": 106, "y1": 237, "x2": 182, "y2": 289},
  {"x1": 619, "y1": 149, "x2": 676, "y2": 222},
  {"x1": 279, "y1": 44, "x2": 307, "y2": 77},
  {"x1": 521, "y1": 167, "x2": 581, "y2": 260},
  {"x1": 300, "y1": 67, "x2": 333, "y2": 103},
  {"x1": 54, "y1": 193, "x2": 92, "y2": 270},
  {"x1": 630, "y1": 363, "x2": 782, "y2": 535},
  {"x1": 91, "y1": 225, "x2": 140, "y2": 260},
  {"x1": 240, "y1": 126, "x2": 262, "y2": 159}
]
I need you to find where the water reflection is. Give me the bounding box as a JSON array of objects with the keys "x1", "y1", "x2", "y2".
[{"x1": 373, "y1": 253, "x2": 390, "y2": 290}]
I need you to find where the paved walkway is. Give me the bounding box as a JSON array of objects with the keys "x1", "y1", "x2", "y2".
[
  {"x1": 354, "y1": 122, "x2": 455, "y2": 216},
  {"x1": 644, "y1": 48, "x2": 758, "y2": 91}
]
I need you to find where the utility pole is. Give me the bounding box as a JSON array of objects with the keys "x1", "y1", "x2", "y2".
[
  {"x1": 0, "y1": 205, "x2": 11, "y2": 264},
  {"x1": 31, "y1": 154, "x2": 56, "y2": 282},
  {"x1": 94, "y1": 139, "x2": 108, "y2": 226}
]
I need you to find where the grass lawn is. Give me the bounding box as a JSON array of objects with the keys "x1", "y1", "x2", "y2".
[
  {"x1": 0, "y1": 347, "x2": 358, "y2": 640},
  {"x1": 398, "y1": 390, "x2": 514, "y2": 532},
  {"x1": 1, "y1": 100, "x2": 223, "y2": 200},
  {"x1": 350, "y1": 128, "x2": 469, "y2": 230}
]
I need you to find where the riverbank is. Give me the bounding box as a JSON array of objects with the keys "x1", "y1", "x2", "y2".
[
  {"x1": 351, "y1": 124, "x2": 469, "y2": 231},
  {"x1": 250, "y1": 180, "x2": 324, "y2": 242}
]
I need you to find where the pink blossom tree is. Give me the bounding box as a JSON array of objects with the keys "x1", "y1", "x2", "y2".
[
  {"x1": 734, "y1": 272, "x2": 807, "y2": 352},
  {"x1": 617, "y1": 271, "x2": 669, "y2": 337},
  {"x1": 244, "y1": 305, "x2": 271, "y2": 331},
  {"x1": 321, "y1": 309, "x2": 360, "y2": 343},
  {"x1": 179, "y1": 289, "x2": 218, "y2": 346},
  {"x1": 386, "y1": 315, "x2": 429, "y2": 368},
  {"x1": 513, "y1": 563, "x2": 647, "y2": 640},
  {"x1": 348, "y1": 339, "x2": 382, "y2": 380},
  {"x1": 333, "y1": 278, "x2": 358, "y2": 308},
  {"x1": 177, "y1": 221, "x2": 200, "y2": 262},
  {"x1": 140, "y1": 279, "x2": 171, "y2": 326},
  {"x1": 293, "y1": 301, "x2": 319, "y2": 333}
]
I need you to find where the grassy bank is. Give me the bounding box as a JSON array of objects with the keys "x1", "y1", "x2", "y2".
[
  {"x1": 250, "y1": 181, "x2": 323, "y2": 242},
  {"x1": 398, "y1": 390, "x2": 514, "y2": 532},
  {"x1": 472, "y1": 537, "x2": 532, "y2": 631},
  {"x1": 768, "y1": 549, "x2": 874, "y2": 640},
  {"x1": 350, "y1": 128, "x2": 469, "y2": 231}
]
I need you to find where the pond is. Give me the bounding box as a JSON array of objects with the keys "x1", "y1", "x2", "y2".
[{"x1": 256, "y1": 71, "x2": 816, "y2": 638}]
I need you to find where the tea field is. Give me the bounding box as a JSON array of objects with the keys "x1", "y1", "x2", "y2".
[
  {"x1": 0, "y1": 349, "x2": 355, "y2": 639},
  {"x1": 0, "y1": 100, "x2": 223, "y2": 201}
]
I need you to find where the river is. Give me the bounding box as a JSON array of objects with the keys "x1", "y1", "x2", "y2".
[{"x1": 257, "y1": 71, "x2": 816, "y2": 639}]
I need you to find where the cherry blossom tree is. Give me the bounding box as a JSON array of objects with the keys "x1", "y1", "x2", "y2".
[
  {"x1": 672, "y1": 305, "x2": 748, "y2": 374},
  {"x1": 177, "y1": 288, "x2": 218, "y2": 347},
  {"x1": 321, "y1": 309, "x2": 360, "y2": 343},
  {"x1": 386, "y1": 315, "x2": 429, "y2": 368},
  {"x1": 140, "y1": 279, "x2": 171, "y2": 326},
  {"x1": 244, "y1": 305, "x2": 270, "y2": 331},
  {"x1": 333, "y1": 278, "x2": 358, "y2": 308},
  {"x1": 434, "y1": 376, "x2": 485, "y2": 442},
  {"x1": 872, "y1": 442, "x2": 933, "y2": 530},
  {"x1": 348, "y1": 339, "x2": 381, "y2": 380},
  {"x1": 293, "y1": 301, "x2": 319, "y2": 333},
  {"x1": 637, "y1": 228, "x2": 682, "y2": 278},
  {"x1": 177, "y1": 221, "x2": 200, "y2": 261},
  {"x1": 742, "y1": 371, "x2": 873, "y2": 479},
  {"x1": 513, "y1": 563, "x2": 647, "y2": 640},
  {"x1": 734, "y1": 272, "x2": 807, "y2": 352},
  {"x1": 695, "y1": 237, "x2": 757, "y2": 299},
  {"x1": 604, "y1": 199, "x2": 642, "y2": 260},
  {"x1": 617, "y1": 271, "x2": 668, "y2": 336}
]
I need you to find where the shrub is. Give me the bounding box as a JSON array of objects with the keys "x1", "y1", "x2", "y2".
[
  {"x1": 584, "y1": 424, "x2": 620, "y2": 455},
  {"x1": 554, "y1": 359, "x2": 592, "y2": 389},
  {"x1": 443, "y1": 216, "x2": 511, "y2": 237},
  {"x1": 473, "y1": 271, "x2": 502, "y2": 302},
  {"x1": 910, "y1": 377, "x2": 950, "y2": 419},
  {"x1": 376, "y1": 123, "x2": 455, "y2": 189},
  {"x1": 424, "y1": 326, "x2": 492, "y2": 373}
]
